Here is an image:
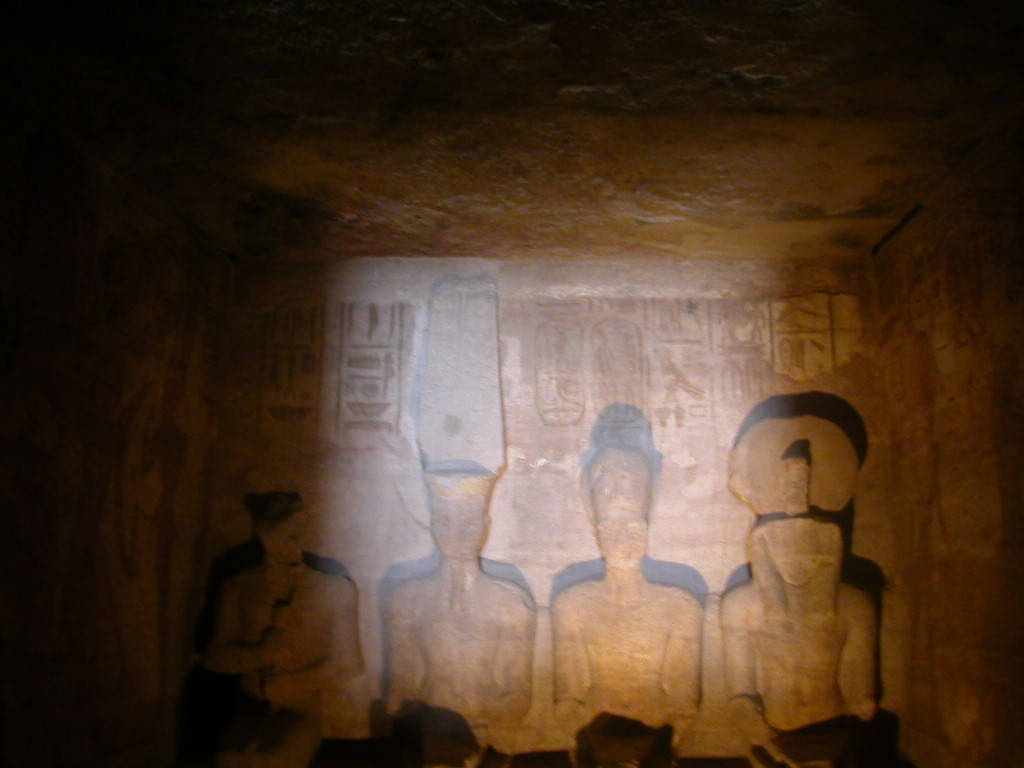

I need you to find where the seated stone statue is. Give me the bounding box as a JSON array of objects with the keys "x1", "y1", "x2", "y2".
[
  {"x1": 722, "y1": 436, "x2": 877, "y2": 767},
  {"x1": 201, "y1": 492, "x2": 363, "y2": 768},
  {"x1": 552, "y1": 404, "x2": 702, "y2": 752},
  {"x1": 384, "y1": 467, "x2": 536, "y2": 764}
]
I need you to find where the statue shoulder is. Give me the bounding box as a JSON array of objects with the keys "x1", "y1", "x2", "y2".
[
  {"x1": 650, "y1": 582, "x2": 702, "y2": 616},
  {"x1": 552, "y1": 580, "x2": 601, "y2": 615},
  {"x1": 483, "y1": 574, "x2": 535, "y2": 612}
]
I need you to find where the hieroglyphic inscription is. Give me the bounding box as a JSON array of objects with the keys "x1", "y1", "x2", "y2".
[
  {"x1": 652, "y1": 346, "x2": 709, "y2": 429},
  {"x1": 652, "y1": 298, "x2": 708, "y2": 346},
  {"x1": 718, "y1": 358, "x2": 770, "y2": 403},
  {"x1": 536, "y1": 320, "x2": 586, "y2": 427},
  {"x1": 711, "y1": 301, "x2": 772, "y2": 405},
  {"x1": 650, "y1": 299, "x2": 711, "y2": 430},
  {"x1": 771, "y1": 294, "x2": 833, "y2": 381},
  {"x1": 526, "y1": 300, "x2": 649, "y2": 426},
  {"x1": 524, "y1": 294, "x2": 863, "y2": 426},
  {"x1": 591, "y1": 318, "x2": 645, "y2": 414},
  {"x1": 709, "y1": 295, "x2": 863, "y2": 386},
  {"x1": 716, "y1": 302, "x2": 771, "y2": 356},
  {"x1": 262, "y1": 306, "x2": 324, "y2": 424},
  {"x1": 831, "y1": 294, "x2": 863, "y2": 367},
  {"x1": 336, "y1": 302, "x2": 405, "y2": 433}
]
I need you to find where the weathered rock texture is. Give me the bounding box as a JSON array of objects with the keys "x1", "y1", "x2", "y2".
[
  {"x1": 867, "y1": 117, "x2": 1024, "y2": 768},
  {"x1": 205, "y1": 254, "x2": 885, "y2": 759},
  {"x1": 5, "y1": 1, "x2": 1024, "y2": 766},
  {"x1": 2, "y1": 134, "x2": 221, "y2": 766}
]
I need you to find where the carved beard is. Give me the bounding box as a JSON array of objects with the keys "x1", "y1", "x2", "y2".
[{"x1": 749, "y1": 517, "x2": 842, "y2": 618}]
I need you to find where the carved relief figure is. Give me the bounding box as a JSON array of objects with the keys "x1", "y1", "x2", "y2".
[
  {"x1": 552, "y1": 404, "x2": 702, "y2": 735},
  {"x1": 722, "y1": 411, "x2": 877, "y2": 764},
  {"x1": 201, "y1": 492, "x2": 363, "y2": 768},
  {"x1": 385, "y1": 469, "x2": 536, "y2": 758}
]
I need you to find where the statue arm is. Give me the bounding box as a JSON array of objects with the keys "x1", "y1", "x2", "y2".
[
  {"x1": 329, "y1": 579, "x2": 364, "y2": 683},
  {"x1": 552, "y1": 599, "x2": 590, "y2": 727},
  {"x1": 384, "y1": 591, "x2": 424, "y2": 712},
  {"x1": 721, "y1": 590, "x2": 796, "y2": 765},
  {"x1": 201, "y1": 577, "x2": 277, "y2": 675},
  {"x1": 721, "y1": 589, "x2": 758, "y2": 702},
  {"x1": 265, "y1": 578, "x2": 363, "y2": 690},
  {"x1": 491, "y1": 598, "x2": 535, "y2": 718},
  {"x1": 839, "y1": 586, "x2": 878, "y2": 721},
  {"x1": 662, "y1": 598, "x2": 701, "y2": 716}
]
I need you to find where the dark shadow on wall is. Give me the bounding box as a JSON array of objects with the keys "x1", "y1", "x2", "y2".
[
  {"x1": 575, "y1": 712, "x2": 673, "y2": 768},
  {"x1": 745, "y1": 711, "x2": 914, "y2": 768},
  {"x1": 731, "y1": 391, "x2": 868, "y2": 461},
  {"x1": 177, "y1": 538, "x2": 262, "y2": 762},
  {"x1": 387, "y1": 703, "x2": 580, "y2": 768}
]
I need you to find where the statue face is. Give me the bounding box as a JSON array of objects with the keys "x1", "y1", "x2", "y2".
[
  {"x1": 589, "y1": 448, "x2": 651, "y2": 564},
  {"x1": 428, "y1": 481, "x2": 490, "y2": 564},
  {"x1": 596, "y1": 517, "x2": 648, "y2": 566},
  {"x1": 258, "y1": 510, "x2": 306, "y2": 565},
  {"x1": 757, "y1": 518, "x2": 841, "y2": 587},
  {"x1": 779, "y1": 457, "x2": 811, "y2": 516}
]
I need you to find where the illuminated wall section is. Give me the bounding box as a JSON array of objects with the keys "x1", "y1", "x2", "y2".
[{"x1": 206, "y1": 255, "x2": 900, "y2": 762}]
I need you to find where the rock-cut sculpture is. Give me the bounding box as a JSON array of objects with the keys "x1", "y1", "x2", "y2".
[
  {"x1": 552, "y1": 403, "x2": 702, "y2": 735},
  {"x1": 385, "y1": 468, "x2": 536, "y2": 754},
  {"x1": 722, "y1": 403, "x2": 877, "y2": 763},
  {"x1": 201, "y1": 492, "x2": 363, "y2": 768}
]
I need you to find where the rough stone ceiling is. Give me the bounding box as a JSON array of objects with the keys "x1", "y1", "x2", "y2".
[{"x1": 13, "y1": 0, "x2": 1024, "y2": 264}]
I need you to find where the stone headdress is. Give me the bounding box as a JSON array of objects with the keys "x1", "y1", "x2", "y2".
[
  {"x1": 580, "y1": 403, "x2": 662, "y2": 519},
  {"x1": 729, "y1": 392, "x2": 866, "y2": 516}
]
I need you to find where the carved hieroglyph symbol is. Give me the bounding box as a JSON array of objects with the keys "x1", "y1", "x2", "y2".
[
  {"x1": 338, "y1": 302, "x2": 404, "y2": 432},
  {"x1": 591, "y1": 318, "x2": 645, "y2": 413},
  {"x1": 536, "y1": 320, "x2": 586, "y2": 426},
  {"x1": 263, "y1": 306, "x2": 323, "y2": 424}
]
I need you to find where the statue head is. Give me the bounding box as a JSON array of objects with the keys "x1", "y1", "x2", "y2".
[
  {"x1": 728, "y1": 392, "x2": 866, "y2": 516},
  {"x1": 580, "y1": 404, "x2": 661, "y2": 566},
  {"x1": 245, "y1": 491, "x2": 306, "y2": 566},
  {"x1": 729, "y1": 438, "x2": 813, "y2": 517},
  {"x1": 778, "y1": 438, "x2": 812, "y2": 516},
  {"x1": 424, "y1": 464, "x2": 495, "y2": 565}
]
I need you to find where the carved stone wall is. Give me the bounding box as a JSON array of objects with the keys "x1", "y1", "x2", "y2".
[
  {"x1": 1, "y1": 136, "x2": 221, "y2": 767},
  {"x1": 207, "y1": 256, "x2": 898, "y2": 758},
  {"x1": 868, "y1": 119, "x2": 1024, "y2": 768},
  {"x1": 13, "y1": 121, "x2": 1021, "y2": 765}
]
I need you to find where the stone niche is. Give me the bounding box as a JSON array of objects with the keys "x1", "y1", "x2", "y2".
[{"x1": 206, "y1": 255, "x2": 897, "y2": 764}]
